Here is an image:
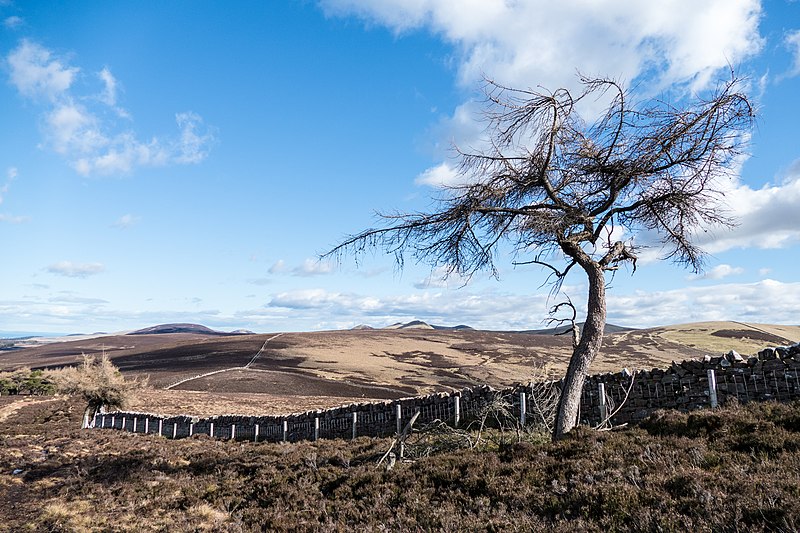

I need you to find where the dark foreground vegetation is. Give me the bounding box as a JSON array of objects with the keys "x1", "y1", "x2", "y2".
[{"x1": 2, "y1": 396, "x2": 800, "y2": 532}]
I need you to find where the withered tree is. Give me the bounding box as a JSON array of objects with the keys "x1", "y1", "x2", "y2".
[{"x1": 326, "y1": 76, "x2": 753, "y2": 439}]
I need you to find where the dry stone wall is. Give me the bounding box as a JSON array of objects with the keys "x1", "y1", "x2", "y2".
[{"x1": 95, "y1": 342, "x2": 800, "y2": 442}]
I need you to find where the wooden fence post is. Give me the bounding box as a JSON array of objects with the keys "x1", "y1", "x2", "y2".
[
  {"x1": 395, "y1": 404, "x2": 402, "y2": 435},
  {"x1": 708, "y1": 369, "x2": 718, "y2": 408},
  {"x1": 111, "y1": 416, "x2": 116, "y2": 429},
  {"x1": 231, "y1": 424, "x2": 236, "y2": 440},
  {"x1": 351, "y1": 412, "x2": 358, "y2": 440},
  {"x1": 454, "y1": 396, "x2": 460, "y2": 427},
  {"x1": 121, "y1": 416, "x2": 126, "y2": 431},
  {"x1": 282, "y1": 420, "x2": 288, "y2": 443},
  {"x1": 598, "y1": 383, "x2": 607, "y2": 423},
  {"x1": 519, "y1": 391, "x2": 527, "y2": 426},
  {"x1": 101, "y1": 415, "x2": 106, "y2": 428},
  {"x1": 133, "y1": 417, "x2": 138, "y2": 433},
  {"x1": 254, "y1": 424, "x2": 259, "y2": 443},
  {"x1": 210, "y1": 422, "x2": 214, "y2": 438},
  {"x1": 158, "y1": 419, "x2": 163, "y2": 436},
  {"x1": 145, "y1": 417, "x2": 150, "y2": 434},
  {"x1": 314, "y1": 418, "x2": 319, "y2": 441},
  {"x1": 189, "y1": 423, "x2": 194, "y2": 437},
  {"x1": 172, "y1": 422, "x2": 177, "y2": 439}
]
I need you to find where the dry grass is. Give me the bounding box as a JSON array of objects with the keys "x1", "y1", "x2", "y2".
[{"x1": 3, "y1": 395, "x2": 800, "y2": 531}]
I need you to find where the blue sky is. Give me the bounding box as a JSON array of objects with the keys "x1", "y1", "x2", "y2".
[{"x1": 1, "y1": 0, "x2": 799, "y2": 335}]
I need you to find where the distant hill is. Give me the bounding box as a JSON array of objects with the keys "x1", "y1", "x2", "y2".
[
  {"x1": 382, "y1": 321, "x2": 473, "y2": 331},
  {"x1": 128, "y1": 324, "x2": 253, "y2": 336}
]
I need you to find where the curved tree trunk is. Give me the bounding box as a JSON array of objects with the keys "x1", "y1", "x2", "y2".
[
  {"x1": 82, "y1": 402, "x2": 101, "y2": 429},
  {"x1": 553, "y1": 262, "x2": 606, "y2": 440}
]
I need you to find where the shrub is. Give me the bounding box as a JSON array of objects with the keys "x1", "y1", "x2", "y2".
[
  {"x1": 49, "y1": 353, "x2": 147, "y2": 428},
  {"x1": 0, "y1": 367, "x2": 55, "y2": 395}
]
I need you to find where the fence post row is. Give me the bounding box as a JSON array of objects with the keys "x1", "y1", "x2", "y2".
[{"x1": 96, "y1": 349, "x2": 800, "y2": 444}]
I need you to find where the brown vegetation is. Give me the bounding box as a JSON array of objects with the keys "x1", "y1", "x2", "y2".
[
  {"x1": 2, "y1": 322, "x2": 798, "y2": 417},
  {"x1": 2, "y1": 394, "x2": 800, "y2": 531}
]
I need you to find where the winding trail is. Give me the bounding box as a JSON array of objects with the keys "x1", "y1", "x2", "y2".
[{"x1": 163, "y1": 333, "x2": 284, "y2": 390}]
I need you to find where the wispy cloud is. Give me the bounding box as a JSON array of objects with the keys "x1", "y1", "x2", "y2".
[
  {"x1": 697, "y1": 170, "x2": 800, "y2": 253},
  {"x1": 6, "y1": 40, "x2": 216, "y2": 176},
  {"x1": 268, "y1": 258, "x2": 337, "y2": 277},
  {"x1": 268, "y1": 260, "x2": 288, "y2": 274},
  {"x1": 0, "y1": 167, "x2": 17, "y2": 204},
  {"x1": 293, "y1": 258, "x2": 336, "y2": 277},
  {"x1": 0, "y1": 167, "x2": 26, "y2": 222},
  {"x1": 415, "y1": 162, "x2": 461, "y2": 188},
  {"x1": 686, "y1": 264, "x2": 744, "y2": 281},
  {"x1": 3, "y1": 15, "x2": 23, "y2": 29},
  {"x1": 7, "y1": 40, "x2": 77, "y2": 101},
  {"x1": 786, "y1": 29, "x2": 800, "y2": 77},
  {"x1": 112, "y1": 214, "x2": 140, "y2": 229},
  {"x1": 47, "y1": 261, "x2": 105, "y2": 278},
  {"x1": 0, "y1": 213, "x2": 28, "y2": 223}
]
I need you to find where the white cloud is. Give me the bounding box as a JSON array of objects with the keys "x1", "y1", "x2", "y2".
[
  {"x1": 607, "y1": 279, "x2": 800, "y2": 328},
  {"x1": 268, "y1": 260, "x2": 288, "y2": 274},
  {"x1": 97, "y1": 67, "x2": 130, "y2": 118},
  {"x1": 173, "y1": 112, "x2": 216, "y2": 164},
  {"x1": 5, "y1": 40, "x2": 215, "y2": 176},
  {"x1": 686, "y1": 264, "x2": 744, "y2": 281},
  {"x1": 0, "y1": 167, "x2": 16, "y2": 204},
  {"x1": 414, "y1": 265, "x2": 470, "y2": 288},
  {"x1": 323, "y1": 0, "x2": 762, "y2": 95},
  {"x1": 266, "y1": 287, "x2": 552, "y2": 329},
  {"x1": 0, "y1": 167, "x2": 25, "y2": 221},
  {"x1": 415, "y1": 162, "x2": 461, "y2": 187},
  {"x1": 0, "y1": 213, "x2": 28, "y2": 223},
  {"x1": 98, "y1": 67, "x2": 118, "y2": 106},
  {"x1": 699, "y1": 172, "x2": 800, "y2": 252},
  {"x1": 786, "y1": 30, "x2": 800, "y2": 77},
  {"x1": 47, "y1": 261, "x2": 105, "y2": 278},
  {"x1": 112, "y1": 214, "x2": 140, "y2": 229},
  {"x1": 293, "y1": 258, "x2": 336, "y2": 277},
  {"x1": 3, "y1": 16, "x2": 22, "y2": 29},
  {"x1": 7, "y1": 40, "x2": 77, "y2": 101},
  {"x1": 268, "y1": 258, "x2": 337, "y2": 277}
]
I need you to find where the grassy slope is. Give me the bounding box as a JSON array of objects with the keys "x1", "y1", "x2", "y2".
[{"x1": 2, "y1": 395, "x2": 800, "y2": 532}]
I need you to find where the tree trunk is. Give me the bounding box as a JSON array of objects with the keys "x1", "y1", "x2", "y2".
[
  {"x1": 553, "y1": 262, "x2": 606, "y2": 440},
  {"x1": 82, "y1": 404, "x2": 99, "y2": 429}
]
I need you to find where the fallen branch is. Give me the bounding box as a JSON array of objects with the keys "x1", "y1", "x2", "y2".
[{"x1": 378, "y1": 410, "x2": 420, "y2": 467}]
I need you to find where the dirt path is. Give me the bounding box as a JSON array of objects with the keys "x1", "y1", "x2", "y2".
[
  {"x1": 0, "y1": 396, "x2": 60, "y2": 422},
  {"x1": 163, "y1": 332, "x2": 285, "y2": 390}
]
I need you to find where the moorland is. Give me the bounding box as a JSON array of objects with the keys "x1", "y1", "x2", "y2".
[{"x1": 1, "y1": 320, "x2": 800, "y2": 531}]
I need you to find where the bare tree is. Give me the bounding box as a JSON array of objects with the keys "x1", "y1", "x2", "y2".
[{"x1": 326, "y1": 75, "x2": 753, "y2": 440}]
